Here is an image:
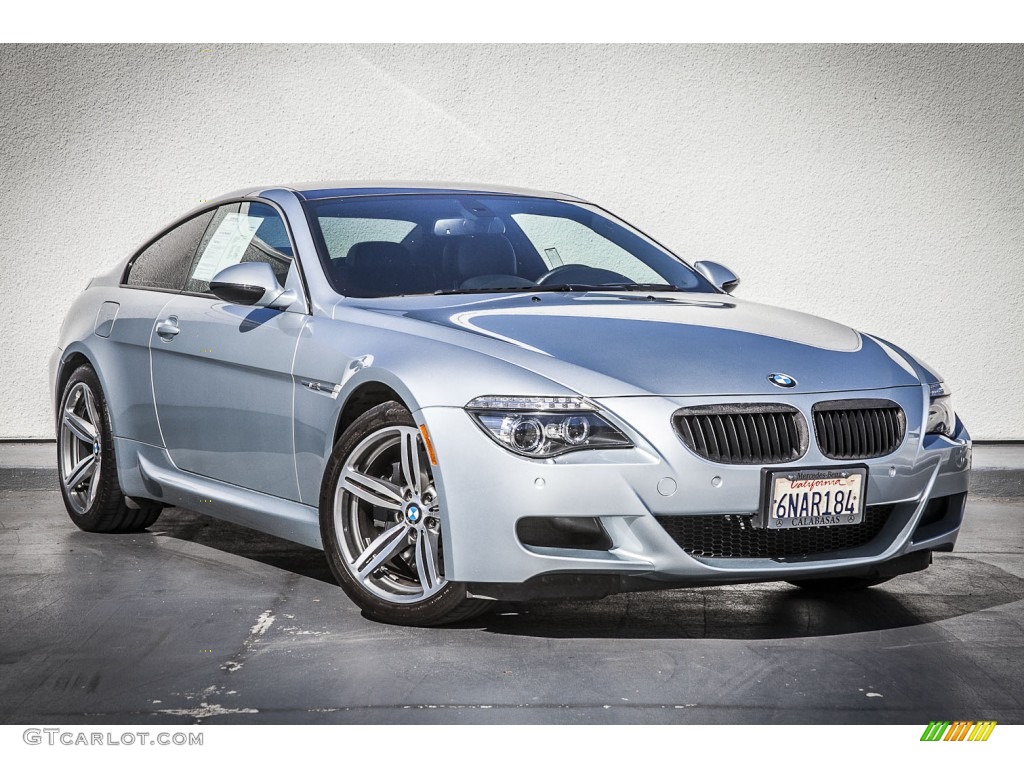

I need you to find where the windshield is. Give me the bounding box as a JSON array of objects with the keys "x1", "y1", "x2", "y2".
[{"x1": 303, "y1": 194, "x2": 716, "y2": 298}]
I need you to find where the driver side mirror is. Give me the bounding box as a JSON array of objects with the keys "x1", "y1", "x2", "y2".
[
  {"x1": 694, "y1": 260, "x2": 740, "y2": 294},
  {"x1": 209, "y1": 262, "x2": 296, "y2": 309}
]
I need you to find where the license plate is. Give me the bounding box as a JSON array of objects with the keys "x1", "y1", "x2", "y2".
[{"x1": 763, "y1": 467, "x2": 867, "y2": 529}]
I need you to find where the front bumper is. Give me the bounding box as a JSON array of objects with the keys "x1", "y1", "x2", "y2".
[{"x1": 419, "y1": 385, "x2": 971, "y2": 593}]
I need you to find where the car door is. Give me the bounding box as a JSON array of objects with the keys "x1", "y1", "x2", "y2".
[
  {"x1": 150, "y1": 200, "x2": 308, "y2": 501},
  {"x1": 112, "y1": 208, "x2": 217, "y2": 446}
]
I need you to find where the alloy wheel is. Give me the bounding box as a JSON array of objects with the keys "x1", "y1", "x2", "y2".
[
  {"x1": 333, "y1": 425, "x2": 445, "y2": 603},
  {"x1": 59, "y1": 381, "x2": 102, "y2": 514}
]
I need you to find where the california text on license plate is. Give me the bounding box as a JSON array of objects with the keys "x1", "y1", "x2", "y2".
[{"x1": 764, "y1": 467, "x2": 867, "y2": 529}]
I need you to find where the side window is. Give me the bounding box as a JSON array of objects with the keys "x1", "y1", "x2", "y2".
[
  {"x1": 125, "y1": 210, "x2": 215, "y2": 291},
  {"x1": 184, "y1": 201, "x2": 293, "y2": 294},
  {"x1": 512, "y1": 213, "x2": 662, "y2": 283}
]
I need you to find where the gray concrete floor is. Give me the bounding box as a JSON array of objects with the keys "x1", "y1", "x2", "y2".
[{"x1": 0, "y1": 489, "x2": 1022, "y2": 725}]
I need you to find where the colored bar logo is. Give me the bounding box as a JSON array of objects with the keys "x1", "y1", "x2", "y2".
[{"x1": 921, "y1": 721, "x2": 997, "y2": 741}]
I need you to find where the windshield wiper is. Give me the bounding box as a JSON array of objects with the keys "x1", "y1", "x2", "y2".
[
  {"x1": 585, "y1": 283, "x2": 684, "y2": 292},
  {"x1": 523, "y1": 283, "x2": 686, "y2": 293},
  {"x1": 433, "y1": 286, "x2": 550, "y2": 295},
  {"x1": 434, "y1": 282, "x2": 685, "y2": 296}
]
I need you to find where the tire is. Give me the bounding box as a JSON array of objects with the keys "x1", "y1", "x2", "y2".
[
  {"x1": 786, "y1": 575, "x2": 896, "y2": 591},
  {"x1": 319, "y1": 401, "x2": 491, "y2": 626},
  {"x1": 57, "y1": 365, "x2": 162, "y2": 533}
]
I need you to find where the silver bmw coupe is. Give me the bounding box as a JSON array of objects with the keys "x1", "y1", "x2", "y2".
[{"x1": 51, "y1": 182, "x2": 972, "y2": 625}]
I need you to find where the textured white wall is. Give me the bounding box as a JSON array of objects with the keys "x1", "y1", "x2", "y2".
[{"x1": 1, "y1": 44, "x2": 1021, "y2": 439}]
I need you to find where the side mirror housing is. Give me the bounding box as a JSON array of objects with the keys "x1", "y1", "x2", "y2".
[
  {"x1": 209, "y1": 262, "x2": 296, "y2": 309},
  {"x1": 694, "y1": 260, "x2": 740, "y2": 294}
]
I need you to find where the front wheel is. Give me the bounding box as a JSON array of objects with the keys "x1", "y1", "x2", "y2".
[{"x1": 319, "y1": 401, "x2": 490, "y2": 626}]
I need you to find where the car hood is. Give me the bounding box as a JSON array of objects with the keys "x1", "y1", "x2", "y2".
[{"x1": 353, "y1": 292, "x2": 923, "y2": 397}]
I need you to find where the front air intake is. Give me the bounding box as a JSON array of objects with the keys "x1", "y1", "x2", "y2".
[{"x1": 655, "y1": 504, "x2": 895, "y2": 559}]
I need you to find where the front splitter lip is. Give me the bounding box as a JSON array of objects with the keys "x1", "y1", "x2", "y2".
[{"x1": 466, "y1": 540, "x2": 943, "y2": 600}]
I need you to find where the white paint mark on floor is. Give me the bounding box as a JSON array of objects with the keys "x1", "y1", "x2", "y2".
[
  {"x1": 281, "y1": 627, "x2": 330, "y2": 636},
  {"x1": 156, "y1": 702, "x2": 258, "y2": 720},
  {"x1": 250, "y1": 610, "x2": 275, "y2": 638}
]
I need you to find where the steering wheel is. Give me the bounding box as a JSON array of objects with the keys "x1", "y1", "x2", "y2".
[{"x1": 534, "y1": 264, "x2": 633, "y2": 286}]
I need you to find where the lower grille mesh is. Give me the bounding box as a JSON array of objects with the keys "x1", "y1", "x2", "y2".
[{"x1": 654, "y1": 505, "x2": 894, "y2": 559}]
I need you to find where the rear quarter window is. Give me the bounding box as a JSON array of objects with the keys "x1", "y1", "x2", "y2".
[{"x1": 125, "y1": 211, "x2": 216, "y2": 291}]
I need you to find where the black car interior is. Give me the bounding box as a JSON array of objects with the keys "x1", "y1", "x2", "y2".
[
  {"x1": 328, "y1": 221, "x2": 550, "y2": 297},
  {"x1": 306, "y1": 194, "x2": 705, "y2": 298}
]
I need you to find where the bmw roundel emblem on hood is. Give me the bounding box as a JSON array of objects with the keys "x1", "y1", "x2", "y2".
[{"x1": 768, "y1": 372, "x2": 797, "y2": 388}]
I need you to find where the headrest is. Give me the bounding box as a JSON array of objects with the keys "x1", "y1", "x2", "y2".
[
  {"x1": 342, "y1": 241, "x2": 428, "y2": 297},
  {"x1": 347, "y1": 241, "x2": 413, "y2": 270},
  {"x1": 446, "y1": 236, "x2": 517, "y2": 279}
]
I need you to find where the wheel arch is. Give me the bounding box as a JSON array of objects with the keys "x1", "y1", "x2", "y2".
[
  {"x1": 332, "y1": 380, "x2": 409, "y2": 449},
  {"x1": 54, "y1": 342, "x2": 128, "y2": 441},
  {"x1": 54, "y1": 345, "x2": 101, "y2": 415}
]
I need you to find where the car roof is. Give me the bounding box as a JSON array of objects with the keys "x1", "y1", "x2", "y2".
[{"x1": 212, "y1": 181, "x2": 589, "y2": 204}]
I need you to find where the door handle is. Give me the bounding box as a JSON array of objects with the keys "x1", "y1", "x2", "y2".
[{"x1": 155, "y1": 317, "x2": 180, "y2": 340}]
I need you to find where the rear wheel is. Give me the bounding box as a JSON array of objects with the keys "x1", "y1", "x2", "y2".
[
  {"x1": 57, "y1": 365, "x2": 162, "y2": 532},
  {"x1": 320, "y1": 401, "x2": 490, "y2": 626}
]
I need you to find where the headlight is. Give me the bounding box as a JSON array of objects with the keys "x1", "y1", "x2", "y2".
[
  {"x1": 466, "y1": 395, "x2": 633, "y2": 457},
  {"x1": 926, "y1": 382, "x2": 956, "y2": 437}
]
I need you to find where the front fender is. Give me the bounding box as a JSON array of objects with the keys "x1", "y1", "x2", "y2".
[{"x1": 291, "y1": 315, "x2": 579, "y2": 505}]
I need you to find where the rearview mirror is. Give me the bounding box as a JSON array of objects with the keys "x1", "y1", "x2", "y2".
[
  {"x1": 209, "y1": 262, "x2": 296, "y2": 309},
  {"x1": 433, "y1": 216, "x2": 506, "y2": 237},
  {"x1": 694, "y1": 260, "x2": 740, "y2": 294}
]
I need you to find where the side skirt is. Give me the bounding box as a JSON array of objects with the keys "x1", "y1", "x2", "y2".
[{"x1": 113, "y1": 437, "x2": 323, "y2": 550}]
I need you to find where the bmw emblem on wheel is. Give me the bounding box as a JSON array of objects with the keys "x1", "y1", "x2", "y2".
[
  {"x1": 768, "y1": 372, "x2": 797, "y2": 388},
  {"x1": 405, "y1": 504, "x2": 421, "y2": 524}
]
